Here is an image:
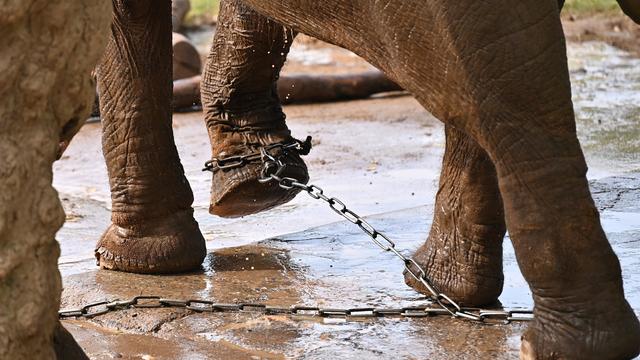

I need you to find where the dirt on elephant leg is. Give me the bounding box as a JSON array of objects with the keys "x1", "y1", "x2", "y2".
[
  {"x1": 201, "y1": 0, "x2": 308, "y2": 218},
  {"x1": 95, "y1": 0, "x2": 206, "y2": 274},
  {"x1": 404, "y1": 125, "x2": 505, "y2": 307},
  {"x1": 0, "y1": 0, "x2": 110, "y2": 359}
]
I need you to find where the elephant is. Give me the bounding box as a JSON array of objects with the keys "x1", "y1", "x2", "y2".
[
  {"x1": 195, "y1": 3, "x2": 640, "y2": 360},
  {"x1": 84, "y1": 32, "x2": 401, "y2": 122},
  {"x1": 2, "y1": 0, "x2": 640, "y2": 360},
  {"x1": 94, "y1": 0, "x2": 640, "y2": 359}
]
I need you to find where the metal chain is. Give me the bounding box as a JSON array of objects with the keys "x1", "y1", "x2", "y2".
[
  {"x1": 59, "y1": 295, "x2": 532, "y2": 324},
  {"x1": 254, "y1": 140, "x2": 532, "y2": 323},
  {"x1": 59, "y1": 137, "x2": 533, "y2": 324},
  {"x1": 202, "y1": 136, "x2": 312, "y2": 172}
]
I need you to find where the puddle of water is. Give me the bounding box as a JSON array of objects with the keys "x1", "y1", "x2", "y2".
[
  {"x1": 601, "y1": 211, "x2": 640, "y2": 233},
  {"x1": 267, "y1": 201, "x2": 639, "y2": 312},
  {"x1": 62, "y1": 195, "x2": 638, "y2": 359}
]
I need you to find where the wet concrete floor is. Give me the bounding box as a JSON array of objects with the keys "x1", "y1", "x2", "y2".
[{"x1": 53, "y1": 40, "x2": 640, "y2": 359}]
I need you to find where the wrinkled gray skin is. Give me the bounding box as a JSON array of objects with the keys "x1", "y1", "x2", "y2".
[
  {"x1": 2, "y1": 0, "x2": 640, "y2": 359},
  {"x1": 74, "y1": 0, "x2": 640, "y2": 358},
  {"x1": 203, "y1": 0, "x2": 640, "y2": 359},
  {"x1": 93, "y1": 0, "x2": 208, "y2": 274}
]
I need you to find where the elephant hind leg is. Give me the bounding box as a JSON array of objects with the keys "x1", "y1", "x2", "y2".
[
  {"x1": 95, "y1": 0, "x2": 206, "y2": 274},
  {"x1": 404, "y1": 125, "x2": 505, "y2": 307},
  {"x1": 387, "y1": 3, "x2": 639, "y2": 357},
  {"x1": 441, "y1": 4, "x2": 640, "y2": 359}
]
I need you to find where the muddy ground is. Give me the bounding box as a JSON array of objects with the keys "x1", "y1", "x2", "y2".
[{"x1": 54, "y1": 17, "x2": 640, "y2": 359}]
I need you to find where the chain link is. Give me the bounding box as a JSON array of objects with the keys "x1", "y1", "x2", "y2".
[
  {"x1": 59, "y1": 295, "x2": 532, "y2": 324},
  {"x1": 254, "y1": 138, "x2": 532, "y2": 323},
  {"x1": 202, "y1": 136, "x2": 312, "y2": 172},
  {"x1": 60, "y1": 137, "x2": 533, "y2": 324}
]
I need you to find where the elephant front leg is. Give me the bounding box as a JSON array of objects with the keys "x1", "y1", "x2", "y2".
[
  {"x1": 95, "y1": 0, "x2": 206, "y2": 274},
  {"x1": 201, "y1": 0, "x2": 308, "y2": 218},
  {"x1": 404, "y1": 125, "x2": 505, "y2": 306}
]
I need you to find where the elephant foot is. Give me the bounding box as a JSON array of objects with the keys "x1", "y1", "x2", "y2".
[
  {"x1": 403, "y1": 225, "x2": 504, "y2": 307},
  {"x1": 402, "y1": 125, "x2": 505, "y2": 307},
  {"x1": 53, "y1": 322, "x2": 88, "y2": 360},
  {"x1": 207, "y1": 118, "x2": 309, "y2": 218},
  {"x1": 209, "y1": 154, "x2": 308, "y2": 218},
  {"x1": 95, "y1": 210, "x2": 206, "y2": 274},
  {"x1": 209, "y1": 146, "x2": 309, "y2": 218},
  {"x1": 521, "y1": 291, "x2": 640, "y2": 360}
]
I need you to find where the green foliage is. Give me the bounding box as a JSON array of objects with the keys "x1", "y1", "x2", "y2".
[
  {"x1": 563, "y1": 0, "x2": 619, "y2": 13},
  {"x1": 185, "y1": 0, "x2": 220, "y2": 25}
]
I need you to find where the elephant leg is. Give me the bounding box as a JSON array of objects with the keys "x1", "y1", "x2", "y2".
[
  {"x1": 418, "y1": 4, "x2": 639, "y2": 359},
  {"x1": 201, "y1": 0, "x2": 308, "y2": 218},
  {"x1": 0, "y1": 0, "x2": 110, "y2": 358},
  {"x1": 404, "y1": 125, "x2": 505, "y2": 307},
  {"x1": 95, "y1": 0, "x2": 206, "y2": 273},
  {"x1": 235, "y1": 0, "x2": 639, "y2": 358}
]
